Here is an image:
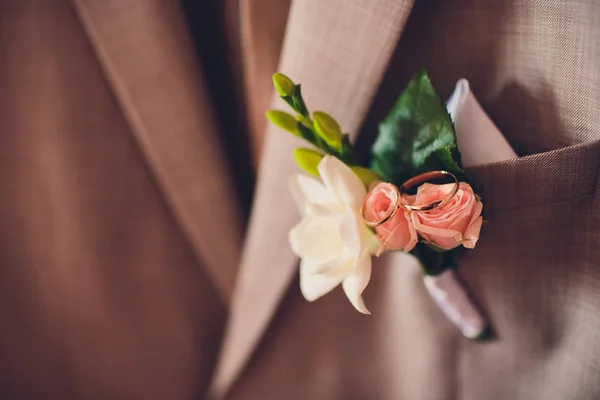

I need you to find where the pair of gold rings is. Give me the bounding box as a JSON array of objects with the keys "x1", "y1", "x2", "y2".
[{"x1": 361, "y1": 170, "x2": 459, "y2": 228}]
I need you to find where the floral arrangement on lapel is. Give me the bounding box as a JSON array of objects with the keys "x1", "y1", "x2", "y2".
[{"x1": 266, "y1": 70, "x2": 489, "y2": 340}]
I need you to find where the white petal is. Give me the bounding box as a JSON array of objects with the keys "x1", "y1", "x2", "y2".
[
  {"x1": 289, "y1": 216, "x2": 344, "y2": 262},
  {"x1": 342, "y1": 255, "x2": 372, "y2": 314},
  {"x1": 305, "y1": 202, "x2": 339, "y2": 217},
  {"x1": 318, "y1": 156, "x2": 366, "y2": 206},
  {"x1": 339, "y1": 206, "x2": 380, "y2": 261},
  {"x1": 289, "y1": 174, "x2": 336, "y2": 215},
  {"x1": 300, "y1": 258, "x2": 351, "y2": 302},
  {"x1": 362, "y1": 225, "x2": 382, "y2": 256},
  {"x1": 310, "y1": 248, "x2": 353, "y2": 275},
  {"x1": 339, "y1": 206, "x2": 362, "y2": 261}
]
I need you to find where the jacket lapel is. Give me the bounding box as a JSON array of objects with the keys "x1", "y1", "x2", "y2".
[
  {"x1": 239, "y1": 0, "x2": 293, "y2": 166},
  {"x1": 209, "y1": 0, "x2": 415, "y2": 397},
  {"x1": 71, "y1": 0, "x2": 244, "y2": 304}
]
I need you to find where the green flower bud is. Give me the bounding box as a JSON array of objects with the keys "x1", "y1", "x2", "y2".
[
  {"x1": 265, "y1": 110, "x2": 299, "y2": 136},
  {"x1": 350, "y1": 166, "x2": 381, "y2": 188},
  {"x1": 313, "y1": 111, "x2": 342, "y2": 148},
  {"x1": 272, "y1": 73, "x2": 295, "y2": 97},
  {"x1": 293, "y1": 148, "x2": 325, "y2": 177}
]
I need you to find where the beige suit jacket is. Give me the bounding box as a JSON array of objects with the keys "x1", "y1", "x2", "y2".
[{"x1": 0, "y1": 1, "x2": 599, "y2": 399}]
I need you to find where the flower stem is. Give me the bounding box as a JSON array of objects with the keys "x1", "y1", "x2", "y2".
[{"x1": 411, "y1": 243, "x2": 456, "y2": 276}]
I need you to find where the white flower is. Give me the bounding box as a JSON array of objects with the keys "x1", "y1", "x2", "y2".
[{"x1": 289, "y1": 156, "x2": 380, "y2": 314}]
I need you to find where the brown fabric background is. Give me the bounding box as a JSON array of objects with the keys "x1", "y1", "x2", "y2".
[{"x1": 0, "y1": 0, "x2": 235, "y2": 397}]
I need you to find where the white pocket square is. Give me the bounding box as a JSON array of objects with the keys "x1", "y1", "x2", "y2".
[{"x1": 447, "y1": 79, "x2": 518, "y2": 168}]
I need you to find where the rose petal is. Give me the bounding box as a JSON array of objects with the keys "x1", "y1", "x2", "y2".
[
  {"x1": 376, "y1": 211, "x2": 418, "y2": 254},
  {"x1": 412, "y1": 213, "x2": 462, "y2": 250},
  {"x1": 462, "y1": 216, "x2": 483, "y2": 249},
  {"x1": 342, "y1": 255, "x2": 372, "y2": 314},
  {"x1": 446, "y1": 213, "x2": 472, "y2": 234},
  {"x1": 461, "y1": 198, "x2": 483, "y2": 248},
  {"x1": 414, "y1": 183, "x2": 455, "y2": 206},
  {"x1": 469, "y1": 200, "x2": 484, "y2": 226},
  {"x1": 411, "y1": 213, "x2": 461, "y2": 238},
  {"x1": 318, "y1": 156, "x2": 366, "y2": 206},
  {"x1": 300, "y1": 258, "x2": 350, "y2": 302},
  {"x1": 404, "y1": 214, "x2": 419, "y2": 252}
]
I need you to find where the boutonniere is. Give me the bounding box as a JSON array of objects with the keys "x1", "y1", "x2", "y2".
[{"x1": 267, "y1": 70, "x2": 489, "y2": 340}]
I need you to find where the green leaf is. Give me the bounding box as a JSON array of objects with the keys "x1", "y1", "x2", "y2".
[
  {"x1": 350, "y1": 166, "x2": 381, "y2": 188},
  {"x1": 272, "y1": 73, "x2": 295, "y2": 96},
  {"x1": 293, "y1": 148, "x2": 324, "y2": 177},
  {"x1": 265, "y1": 110, "x2": 299, "y2": 136},
  {"x1": 313, "y1": 111, "x2": 342, "y2": 149},
  {"x1": 370, "y1": 69, "x2": 463, "y2": 186},
  {"x1": 421, "y1": 145, "x2": 465, "y2": 180}
]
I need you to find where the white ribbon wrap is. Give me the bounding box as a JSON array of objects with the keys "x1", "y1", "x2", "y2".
[{"x1": 423, "y1": 269, "x2": 487, "y2": 339}]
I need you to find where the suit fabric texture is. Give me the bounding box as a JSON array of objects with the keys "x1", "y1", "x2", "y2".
[{"x1": 0, "y1": 1, "x2": 599, "y2": 399}]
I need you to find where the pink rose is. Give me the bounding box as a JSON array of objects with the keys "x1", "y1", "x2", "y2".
[
  {"x1": 410, "y1": 182, "x2": 483, "y2": 250},
  {"x1": 362, "y1": 182, "x2": 418, "y2": 255}
]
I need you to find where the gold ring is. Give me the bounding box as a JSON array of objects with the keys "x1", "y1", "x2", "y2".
[{"x1": 399, "y1": 171, "x2": 459, "y2": 212}]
